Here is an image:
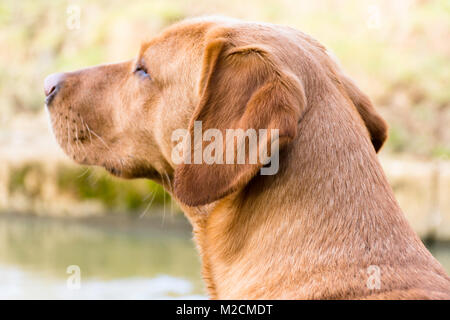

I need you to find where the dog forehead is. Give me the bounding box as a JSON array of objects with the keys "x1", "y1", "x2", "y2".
[
  {"x1": 141, "y1": 18, "x2": 220, "y2": 49},
  {"x1": 139, "y1": 16, "x2": 295, "y2": 60},
  {"x1": 137, "y1": 26, "x2": 207, "y2": 62}
]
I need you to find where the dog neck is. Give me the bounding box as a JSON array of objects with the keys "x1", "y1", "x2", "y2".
[{"x1": 179, "y1": 94, "x2": 444, "y2": 299}]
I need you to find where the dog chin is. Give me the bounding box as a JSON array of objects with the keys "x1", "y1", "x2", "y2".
[
  {"x1": 56, "y1": 141, "x2": 95, "y2": 167},
  {"x1": 104, "y1": 166, "x2": 120, "y2": 176}
]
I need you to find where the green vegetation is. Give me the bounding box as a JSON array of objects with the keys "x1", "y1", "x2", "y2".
[
  {"x1": 0, "y1": 0, "x2": 449, "y2": 220},
  {"x1": 0, "y1": 0, "x2": 448, "y2": 157},
  {"x1": 55, "y1": 165, "x2": 168, "y2": 212},
  {"x1": 5, "y1": 162, "x2": 171, "y2": 216}
]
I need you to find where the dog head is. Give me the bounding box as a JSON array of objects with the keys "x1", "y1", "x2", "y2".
[{"x1": 45, "y1": 17, "x2": 387, "y2": 207}]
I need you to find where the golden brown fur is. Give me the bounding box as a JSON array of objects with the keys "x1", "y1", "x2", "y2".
[{"x1": 45, "y1": 17, "x2": 450, "y2": 299}]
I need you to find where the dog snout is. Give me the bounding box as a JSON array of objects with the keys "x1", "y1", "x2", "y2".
[{"x1": 44, "y1": 72, "x2": 66, "y2": 104}]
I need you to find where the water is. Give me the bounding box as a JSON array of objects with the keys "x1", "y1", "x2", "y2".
[
  {"x1": 0, "y1": 214, "x2": 205, "y2": 299},
  {"x1": 1, "y1": 214, "x2": 449, "y2": 299}
]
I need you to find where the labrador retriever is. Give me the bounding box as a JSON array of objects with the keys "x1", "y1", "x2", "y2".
[{"x1": 44, "y1": 16, "x2": 450, "y2": 299}]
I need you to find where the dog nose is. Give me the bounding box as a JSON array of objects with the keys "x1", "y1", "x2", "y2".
[{"x1": 44, "y1": 72, "x2": 65, "y2": 97}]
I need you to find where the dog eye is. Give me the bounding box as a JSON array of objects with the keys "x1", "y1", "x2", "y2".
[{"x1": 134, "y1": 65, "x2": 151, "y2": 79}]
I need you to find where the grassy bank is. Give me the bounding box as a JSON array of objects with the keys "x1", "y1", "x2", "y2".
[
  {"x1": 1, "y1": 0, "x2": 449, "y2": 158},
  {"x1": 0, "y1": 161, "x2": 171, "y2": 217},
  {"x1": 0, "y1": 0, "x2": 449, "y2": 239},
  {"x1": 0, "y1": 157, "x2": 450, "y2": 240}
]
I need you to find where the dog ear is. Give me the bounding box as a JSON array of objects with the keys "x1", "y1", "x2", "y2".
[
  {"x1": 341, "y1": 75, "x2": 388, "y2": 152},
  {"x1": 173, "y1": 38, "x2": 306, "y2": 206}
]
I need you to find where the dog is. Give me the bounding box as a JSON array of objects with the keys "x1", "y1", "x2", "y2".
[{"x1": 44, "y1": 16, "x2": 450, "y2": 299}]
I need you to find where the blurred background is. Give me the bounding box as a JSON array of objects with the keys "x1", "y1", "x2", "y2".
[{"x1": 0, "y1": 0, "x2": 449, "y2": 299}]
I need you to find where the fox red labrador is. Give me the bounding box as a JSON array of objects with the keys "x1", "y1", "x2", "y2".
[{"x1": 44, "y1": 17, "x2": 450, "y2": 299}]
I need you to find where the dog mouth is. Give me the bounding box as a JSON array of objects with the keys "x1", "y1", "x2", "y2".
[
  {"x1": 47, "y1": 107, "x2": 130, "y2": 179},
  {"x1": 47, "y1": 106, "x2": 100, "y2": 165}
]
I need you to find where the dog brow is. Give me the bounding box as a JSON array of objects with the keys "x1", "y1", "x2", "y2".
[
  {"x1": 137, "y1": 43, "x2": 149, "y2": 60},
  {"x1": 138, "y1": 37, "x2": 160, "y2": 59}
]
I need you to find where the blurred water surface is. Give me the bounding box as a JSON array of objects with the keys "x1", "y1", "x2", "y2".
[
  {"x1": 0, "y1": 213, "x2": 449, "y2": 299},
  {"x1": 0, "y1": 214, "x2": 205, "y2": 299}
]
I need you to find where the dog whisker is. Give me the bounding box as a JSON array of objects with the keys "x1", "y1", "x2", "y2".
[
  {"x1": 158, "y1": 171, "x2": 167, "y2": 226},
  {"x1": 86, "y1": 124, "x2": 111, "y2": 151},
  {"x1": 81, "y1": 117, "x2": 93, "y2": 145},
  {"x1": 66, "y1": 119, "x2": 76, "y2": 157},
  {"x1": 163, "y1": 171, "x2": 174, "y2": 215},
  {"x1": 139, "y1": 191, "x2": 156, "y2": 219},
  {"x1": 77, "y1": 167, "x2": 91, "y2": 179}
]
